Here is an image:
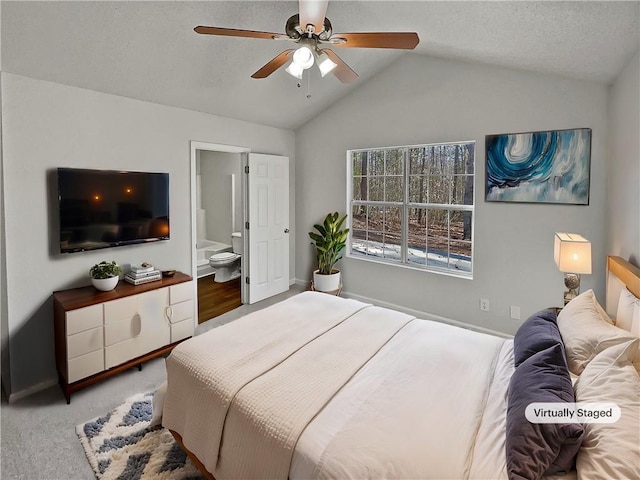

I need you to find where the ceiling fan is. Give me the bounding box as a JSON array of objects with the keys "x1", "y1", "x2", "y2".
[{"x1": 194, "y1": 0, "x2": 419, "y2": 83}]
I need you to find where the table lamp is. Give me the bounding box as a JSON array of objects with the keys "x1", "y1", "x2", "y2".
[{"x1": 554, "y1": 233, "x2": 592, "y2": 305}]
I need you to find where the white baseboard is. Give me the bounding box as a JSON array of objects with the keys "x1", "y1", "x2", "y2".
[
  {"x1": 290, "y1": 278, "x2": 511, "y2": 338},
  {"x1": 341, "y1": 290, "x2": 513, "y2": 339},
  {"x1": 7, "y1": 378, "x2": 58, "y2": 403}
]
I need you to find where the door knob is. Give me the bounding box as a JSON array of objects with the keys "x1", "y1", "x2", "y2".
[{"x1": 284, "y1": 228, "x2": 290, "y2": 233}]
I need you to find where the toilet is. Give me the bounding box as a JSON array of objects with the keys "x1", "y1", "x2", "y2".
[{"x1": 209, "y1": 232, "x2": 242, "y2": 283}]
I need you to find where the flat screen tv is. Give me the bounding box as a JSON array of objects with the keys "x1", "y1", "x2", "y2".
[{"x1": 58, "y1": 168, "x2": 170, "y2": 253}]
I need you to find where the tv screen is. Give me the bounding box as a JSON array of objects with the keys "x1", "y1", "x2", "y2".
[{"x1": 58, "y1": 168, "x2": 170, "y2": 253}]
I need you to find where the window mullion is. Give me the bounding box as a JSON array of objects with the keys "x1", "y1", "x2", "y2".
[
  {"x1": 407, "y1": 202, "x2": 474, "y2": 211},
  {"x1": 402, "y1": 148, "x2": 409, "y2": 265}
]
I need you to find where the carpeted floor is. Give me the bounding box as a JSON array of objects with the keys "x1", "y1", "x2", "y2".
[{"x1": 76, "y1": 392, "x2": 203, "y2": 479}]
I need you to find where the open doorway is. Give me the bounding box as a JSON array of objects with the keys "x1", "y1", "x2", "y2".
[
  {"x1": 190, "y1": 143, "x2": 291, "y2": 326},
  {"x1": 191, "y1": 142, "x2": 249, "y2": 324}
]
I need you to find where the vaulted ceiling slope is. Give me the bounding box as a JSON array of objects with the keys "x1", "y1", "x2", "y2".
[{"x1": 2, "y1": 1, "x2": 639, "y2": 130}]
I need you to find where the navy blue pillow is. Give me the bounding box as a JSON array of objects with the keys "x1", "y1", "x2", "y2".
[
  {"x1": 506, "y1": 343, "x2": 583, "y2": 480},
  {"x1": 513, "y1": 309, "x2": 561, "y2": 367}
]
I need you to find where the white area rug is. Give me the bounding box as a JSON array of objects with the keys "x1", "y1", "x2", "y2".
[{"x1": 76, "y1": 392, "x2": 204, "y2": 479}]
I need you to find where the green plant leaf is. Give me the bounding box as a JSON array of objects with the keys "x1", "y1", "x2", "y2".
[
  {"x1": 308, "y1": 212, "x2": 349, "y2": 277},
  {"x1": 90, "y1": 260, "x2": 122, "y2": 279}
]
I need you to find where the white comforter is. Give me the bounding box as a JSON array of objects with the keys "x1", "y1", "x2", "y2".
[{"x1": 162, "y1": 291, "x2": 515, "y2": 479}]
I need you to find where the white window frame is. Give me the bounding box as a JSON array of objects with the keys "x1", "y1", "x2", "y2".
[{"x1": 346, "y1": 141, "x2": 476, "y2": 279}]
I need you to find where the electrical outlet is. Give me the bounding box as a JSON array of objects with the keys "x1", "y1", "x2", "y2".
[
  {"x1": 480, "y1": 298, "x2": 490, "y2": 312},
  {"x1": 510, "y1": 306, "x2": 521, "y2": 320}
]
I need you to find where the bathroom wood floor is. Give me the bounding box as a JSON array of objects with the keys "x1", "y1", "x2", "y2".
[{"x1": 197, "y1": 275, "x2": 242, "y2": 324}]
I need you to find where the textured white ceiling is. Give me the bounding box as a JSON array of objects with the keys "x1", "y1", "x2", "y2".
[{"x1": 2, "y1": 1, "x2": 639, "y2": 130}]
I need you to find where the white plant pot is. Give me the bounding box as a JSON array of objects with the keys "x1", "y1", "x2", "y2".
[
  {"x1": 313, "y1": 270, "x2": 341, "y2": 293},
  {"x1": 91, "y1": 276, "x2": 119, "y2": 292}
]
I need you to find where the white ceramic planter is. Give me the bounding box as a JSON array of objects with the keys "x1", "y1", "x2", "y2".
[
  {"x1": 313, "y1": 270, "x2": 341, "y2": 293},
  {"x1": 91, "y1": 276, "x2": 119, "y2": 292}
]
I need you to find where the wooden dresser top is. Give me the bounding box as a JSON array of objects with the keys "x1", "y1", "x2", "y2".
[{"x1": 53, "y1": 272, "x2": 192, "y2": 311}]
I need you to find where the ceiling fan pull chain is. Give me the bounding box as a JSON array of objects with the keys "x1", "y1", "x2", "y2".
[{"x1": 307, "y1": 71, "x2": 312, "y2": 99}]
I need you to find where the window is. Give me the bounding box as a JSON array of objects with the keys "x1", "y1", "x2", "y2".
[{"x1": 348, "y1": 141, "x2": 475, "y2": 277}]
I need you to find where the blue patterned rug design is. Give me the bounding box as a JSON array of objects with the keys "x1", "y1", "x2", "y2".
[{"x1": 76, "y1": 392, "x2": 204, "y2": 479}]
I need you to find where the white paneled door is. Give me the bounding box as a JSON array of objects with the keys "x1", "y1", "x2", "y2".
[{"x1": 248, "y1": 153, "x2": 290, "y2": 304}]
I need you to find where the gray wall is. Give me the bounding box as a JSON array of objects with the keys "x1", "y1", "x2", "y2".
[
  {"x1": 607, "y1": 51, "x2": 640, "y2": 264},
  {"x1": 295, "y1": 54, "x2": 609, "y2": 335},
  {"x1": 1, "y1": 72, "x2": 295, "y2": 398},
  {"x1": 199, "y1": 151, "x2": 243, "y2": 245},
  {"x1": 1, "y1": 69, "x2": 10, "y2": 394}
]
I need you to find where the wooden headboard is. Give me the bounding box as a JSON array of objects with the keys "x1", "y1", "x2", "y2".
[{"x1": 606, "y1": 256, "x2": 640, "y2": 316}]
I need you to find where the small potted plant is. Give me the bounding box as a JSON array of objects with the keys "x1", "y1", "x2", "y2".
[
  {"x1": 89, "y1": 261, "x2": 123, "y2": 291},
  {"x1": 309, "y1": 212, "x2": 349, "y2": 293}
]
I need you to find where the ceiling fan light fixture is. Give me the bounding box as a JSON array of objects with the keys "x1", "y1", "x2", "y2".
[
  {"x1": 195, "y1": 5, "x2": 418, "y2": 84},
  {"x1": 292, "y1": 46, "x2": 314, "y2": 70},
  {"x1": 316, "y1": 51, "x2": 337, "y2": 77},
  {"x1": 285, "y1": 61, "x2": 304, "y2": 79}
]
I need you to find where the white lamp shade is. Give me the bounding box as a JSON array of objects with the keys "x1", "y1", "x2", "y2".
[
  {"x1": 316, "y1": 51, "x2": 337, "y2": 77},
  {"x1": 285, "y1": 62, "x2": 304, "y2": 79},
  {"x1": 292, "y1": 46, "x2": 314, "y2": 70},
  {"x1": 554, "y1": 232, "x2": 592, "y2": 274}
]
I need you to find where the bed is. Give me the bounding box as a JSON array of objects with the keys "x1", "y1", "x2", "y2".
[{"x1": 158, "y1": 255, "x2": 640, "y2": 480}]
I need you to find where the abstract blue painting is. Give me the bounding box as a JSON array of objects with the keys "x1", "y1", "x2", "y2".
[{"x1": 485, "y1": 128, "x2": 591, "y2": 204}]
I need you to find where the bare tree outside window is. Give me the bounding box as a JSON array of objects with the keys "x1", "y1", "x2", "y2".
[{"x1": 348, "y1": 141, "x2": 475, "y2": 277}]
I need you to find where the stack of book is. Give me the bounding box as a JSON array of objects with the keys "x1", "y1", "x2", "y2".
[{"x1": 125, "y1": 263, "x2": 161, "y2": 285}]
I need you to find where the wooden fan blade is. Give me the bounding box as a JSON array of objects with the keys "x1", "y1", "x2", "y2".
[
  {"x1": 330, "y1": 32, "x2": 419, "y2": 49},
  {"x1": 251, "y1": 49, "x2": 295, "y2": 79},
  {"x1": 194, "y1": 26, "x2": 288, "y2": 40},
  {"x1": 323, "y1": 49, "x2": 358, "y2": 83},
  {"x1": 299, "y1": 0, "x2": 329, "y2": 34}
]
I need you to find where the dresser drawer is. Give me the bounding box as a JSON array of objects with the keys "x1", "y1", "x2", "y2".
[
  {"x1": 171, "y1": 318, "x2": 194, "y2": 343},
  {"x1": 68, "y1": 349, "x2": 104, "y2": 383},
  {"x1": 103, "y1": 296, "x2": 138, "y2": 324},
  {"x1": 105, "y1": 338, "x2": 138, "y2": 369},
  {"x1": 67, "y1": 326, "x2": 103, "y2": 359},
  {"x1": 66, "y1": 304, "x2": 102, "y2": 335},
  {"x1": 170, "y1": 282, "x2": 192, "y2": 305},
  {"x1": 167, "y1": 299, "x2": 193, "y2": 324},
  {"x1": 104, "y1": 315, "x2": 142, "y2": 347}
]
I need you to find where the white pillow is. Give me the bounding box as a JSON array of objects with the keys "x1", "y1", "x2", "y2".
[
  {"x1": 557, "y1": 289, "x2": 637, "y2": 375},
  {"x1": 561, "y1": 289, "x2": 614, "y2": 324},
  {"x1": 616, "y1": 287, "x2": 640, "y2": 337},
  {"x1": 574, "y1": 340, "x2": 640, "y2": 480}
]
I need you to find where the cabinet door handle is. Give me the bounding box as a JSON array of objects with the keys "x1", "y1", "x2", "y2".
[
  {"x1": 166, "y1": 306, "x2": 173, "y2": 321},
  {"x1": 133, "y1": 313, "x2": 142, "y2": 337}
]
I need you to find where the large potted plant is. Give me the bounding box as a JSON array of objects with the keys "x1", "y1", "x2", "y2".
[
  {"x1": 309, "y1": 212, "x2": 349, "y2": 293},
  {"x1": 89, "y1": 261, "x2": 123, "y2": 291}
]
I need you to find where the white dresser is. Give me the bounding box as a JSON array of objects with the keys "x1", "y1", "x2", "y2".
[{"x1": 53, "y1": 272, "x2": 194, "y2": 403}]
